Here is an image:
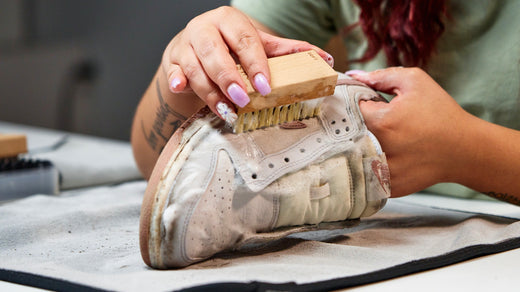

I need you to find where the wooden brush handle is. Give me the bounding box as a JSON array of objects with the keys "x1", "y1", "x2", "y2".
[
  {"x1": 0, "y1": 134, "x2": 27, "y2": 158},
  {"x1": 236, "y1": 50, "x2": 338, "y2": 114}
]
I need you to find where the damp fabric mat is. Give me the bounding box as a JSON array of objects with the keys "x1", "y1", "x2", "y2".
[{"x1": 1, "y1": 180, "x2": 520, "y2": 292}]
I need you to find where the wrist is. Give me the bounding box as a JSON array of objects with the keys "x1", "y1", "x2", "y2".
[
  {"x1": 439, "y1": 113, "x2": 496, "y2": 188},
  {"x1": 430, "y1": 110, "x2": 479, "y2": 185}
]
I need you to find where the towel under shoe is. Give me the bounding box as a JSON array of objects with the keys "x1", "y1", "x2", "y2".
[{"x1": 139, "y1": 76, "x2": 391, "y2": 269}]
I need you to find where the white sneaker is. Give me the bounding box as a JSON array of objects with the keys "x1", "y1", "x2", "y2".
[{"x1": 139, "y1": 76, "x2": 391, "y2": 269}]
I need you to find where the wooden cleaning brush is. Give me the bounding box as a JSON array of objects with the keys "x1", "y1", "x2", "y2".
[{"x1": 234, "y1": 50, "x2": 338, "y2": 133}]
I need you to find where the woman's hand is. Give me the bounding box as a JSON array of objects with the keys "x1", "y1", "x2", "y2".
[
  {"x1": 132, "y1": 6, "x2": 334, "y2": 179},
  {"x1": 350, "y1": 67, "x2": 472, "y2": 197},
  {"x1": 162, "y1": 6, "x2": 333, "y2": 120},
  {"x1": 350, "y1": 67, "x2": 520, "y2": 204}
]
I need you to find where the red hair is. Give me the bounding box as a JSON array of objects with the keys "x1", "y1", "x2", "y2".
[{"x1": 345, "y1": 0, "x2": 448, "y2": 67}]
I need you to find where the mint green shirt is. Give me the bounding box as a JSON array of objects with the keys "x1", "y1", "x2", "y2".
[{"x1": 232, "y1": 0, "x2": 520, "y2": 200}]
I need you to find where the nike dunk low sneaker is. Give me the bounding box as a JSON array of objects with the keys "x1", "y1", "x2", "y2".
[{"x1": 139, "y1": 76, "x2": 390, "y2": 269}]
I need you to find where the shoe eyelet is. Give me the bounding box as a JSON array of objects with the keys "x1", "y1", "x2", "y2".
[
  {"x1": 300, "y1": 148, "x2": 305, "y2": 153},
  {"x1": 342, "y1": 118, "x2": 347, "y2": 122},
  {"x1": 252, "y1": 173, "x2": 257, "y2": 179},
  {"x1": 331, "y1": 120, "x2": 336, "y2": 125},
  {"x1": 284, "y1": 157, "x2": 290, "y2": 162},
  {"x1": 335, "y1": 129, "x2": 340, "y2": 134},
  {"x1": 345, "y1": 126, "x2": 350, "y2": 132},
  {"x1": 316, "y1": 138, "x2": 322, "y2": 143},
  {"x1": 268, "y1": 163, "x2": 274, "y2": 168}
]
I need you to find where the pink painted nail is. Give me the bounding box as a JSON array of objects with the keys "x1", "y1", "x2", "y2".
[
  {"x1": 253, "y1": 73, "x2": 271, "y2": 96},
  {"x1": 170, "y1": 77, "x2": 181, "y2": 92},
  {"x1": 325, "y1": 53, "x2": 334, "y2": 67},
  {"x1": 227, "y1": 83, "x2": 250, "y2": 108},
  {"x1": 345, "y1": 69, "x2": 367, "y2": 76}
]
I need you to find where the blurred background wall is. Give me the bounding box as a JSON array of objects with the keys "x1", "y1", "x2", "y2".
[{"x1": 0, "y1": 0, "x2": 229, "y2": 140}]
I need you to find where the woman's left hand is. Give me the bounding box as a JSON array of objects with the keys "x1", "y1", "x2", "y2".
[{"x1": 350, "y1": 67, "x2": 471, "y2": 197}]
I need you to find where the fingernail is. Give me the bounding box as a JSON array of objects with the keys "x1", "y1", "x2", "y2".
[
  {"x1": 227, "y1": 83, "x2": 250, "y2": 108},
  {"x1": 325, "y1": 53, "x2": 334, "y2": 67},
  {"x1": 170, "y1": 77, "x2": 181, "y2": 92},
  {"x1": 253, "y1": 73, "x2": 271, "y2": 96},
  {"x1": 216, "y1": 102, "x2": 238, "y2": 125},
  {"x1": 345, "y1": 69, "x2": 367, "y2": 76}
]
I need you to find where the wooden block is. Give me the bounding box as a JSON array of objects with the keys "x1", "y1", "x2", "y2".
[
  {"x1": 236, "y1": 50, "x2": 338, "y2": 114},
  {"x1": 0, "y1": 134, "x2": 27, "y2": 158}
]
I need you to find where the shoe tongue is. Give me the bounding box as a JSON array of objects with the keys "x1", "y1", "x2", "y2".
[{"x1": 245, "y1": 118, "x2": 321, "y2": 155}]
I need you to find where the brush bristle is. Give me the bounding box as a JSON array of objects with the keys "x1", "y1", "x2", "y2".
[{"x1": 233, "y1": 98, "x2": 324, "y2": 133}]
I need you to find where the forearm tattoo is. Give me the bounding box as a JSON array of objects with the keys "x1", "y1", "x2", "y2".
[
  {"x1": 141, "y1": 79, "x2": 187, "y2": 153},
  {"x1": 484, "y1": 191, "x2": 520, "y2": 206}
]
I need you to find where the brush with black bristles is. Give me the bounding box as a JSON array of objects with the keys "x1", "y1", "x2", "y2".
[
  {"x1": 0, "y1": 134, "x2": 59, "y2": 201},
  {"x1": 233, "y1": 50, "x2": 338, "y2": 133}
]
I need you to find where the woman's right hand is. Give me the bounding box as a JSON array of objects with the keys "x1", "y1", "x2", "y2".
[
  {"x1": 161, "y1": 6, "x2": 334, "y2": 121},
  {"x1": 131, "y1": 6, "x2": 334, "y2": 179}
]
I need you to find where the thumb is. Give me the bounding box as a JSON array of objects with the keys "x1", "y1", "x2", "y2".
[
  {"x1": 358, "y1": 99, "x2": 390, "y2": 126},
  {"x1": 259, "y1": 31, "x2": 334, "y2": 67},
  {"x1": 347, "y1": 67, "x2": 410, "y2": 94}
]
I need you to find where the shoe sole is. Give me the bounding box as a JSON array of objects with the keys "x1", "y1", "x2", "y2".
[{"x1": 140, "y1": 106, "x2": 214, "y2": 268}]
